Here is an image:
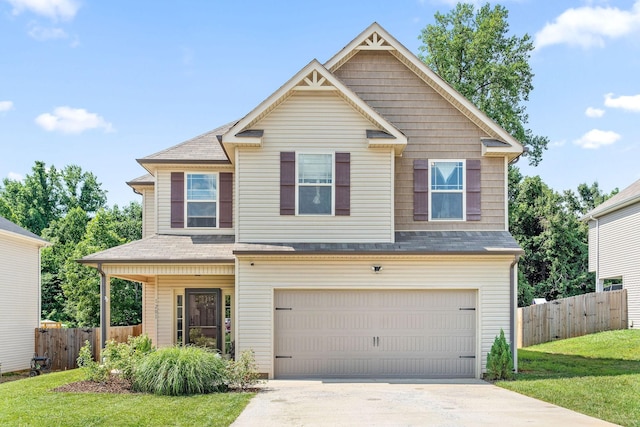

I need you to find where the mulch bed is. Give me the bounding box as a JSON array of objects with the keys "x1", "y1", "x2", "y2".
[{"x1": 53, "y1": 377, "x2": 135, "y2": 394}]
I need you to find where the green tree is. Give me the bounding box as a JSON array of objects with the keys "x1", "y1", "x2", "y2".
[
  {"x1": 418, "y1": 2, "x2": 548, "y2": 166},
  {"x1": 61, "y1": 203, "x2": 142, "y2": 327}
]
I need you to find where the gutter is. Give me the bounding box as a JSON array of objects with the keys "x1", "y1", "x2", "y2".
[
  {"x1": 589, "y1": 215, "x2": 602, "y2": 292},
  {"x1": 96, "y1": 262, "x2": 108, "y2": 349},
  {"x1": 510, "y1": 255, "x2": 520, "y2": 372}
]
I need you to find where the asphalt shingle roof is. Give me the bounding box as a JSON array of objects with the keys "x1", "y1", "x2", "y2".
[
  {"x1": 80, "y1": 231, "x2": 522, "y2": 264},
  {"x1": 0, "y1": 216, "x2": 48, "y2": 244},
  {"x1": 583, "y1": 178, "x2": 640, "y2": 219},
  {"x1": 137, "y1": 121, "x2": 236, "y2": 164}
]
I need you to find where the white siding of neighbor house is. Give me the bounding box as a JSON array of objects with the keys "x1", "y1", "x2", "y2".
[
  {"x1": 0, "y1": 234, "x2": 42, "y2": 372},
  {"x1": 156, "y1": 166, "x2": 235, "y2": 235},
  {"x1": 235, "y1": 256, "x2": 514, "y2": 379},
  {"x1": 236, "y1": 91, "x2": 394, "y2": 243},
  {"x1": 141, "y1": 275, "x2": 234, "y2": 348},
  {"x1": 142, "y1": 187, "x2": 156, "y2": 238},
  {"x1": 589, "y1": 202, "x2": 640, "y2": 328}
]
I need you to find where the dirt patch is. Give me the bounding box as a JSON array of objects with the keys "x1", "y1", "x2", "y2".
[
  {"x1": 53, "y1": 377, "x2": 135, "y2": 394},
  {"x1": 0, "y1": 370, "x2": 31, "y2": 384}
]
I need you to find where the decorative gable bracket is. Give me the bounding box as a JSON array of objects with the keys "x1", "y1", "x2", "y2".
[
  {"x1": 356, "y1": 32, "x2": 394, "y2": 51},
  {"x1": 294, "y1": 70, "x2": 336, "y2": 91}
]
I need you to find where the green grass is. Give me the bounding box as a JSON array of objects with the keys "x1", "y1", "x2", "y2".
[
  {"x1": 498, "y1": 329, "x2": 640, "y2": 427},
  {"x1": 0, "y1": 369, "x2": 254, "y2": 427}
]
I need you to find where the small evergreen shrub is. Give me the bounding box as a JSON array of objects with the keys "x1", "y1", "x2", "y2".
[
  {"x1": 225, "y1": 349, "x2": 262, "y2": 391},
  {"x1": 485, "y1": 329, "x2": 514, "y2": 381},
  {"x1": 132, "y1": 346, "x2": 227, "y2": 395}
]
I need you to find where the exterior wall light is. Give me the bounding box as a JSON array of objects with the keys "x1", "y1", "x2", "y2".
[{"x1": 371, "y1": 265, "x2": 383, "y2": 273}]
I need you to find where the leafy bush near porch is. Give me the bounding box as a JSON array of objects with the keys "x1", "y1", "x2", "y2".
[
  {"x1": 132, "y1": 346, "x2": 228, "y2": 395},
  {"x1": 226, "y1": 349, "x2": 262, "y2": 391},
  {"x1": 485, "y1": 329, "x2": 514, "y2": 380},
  {"x1": 77, "y1": 334, "x2": 154, "y2": 382}
]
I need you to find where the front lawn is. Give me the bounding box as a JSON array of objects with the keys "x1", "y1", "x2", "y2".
[
  {"x1": 498, "y1": 329, "x2": 640, "y2": 427},
  {"x1": 0, "y1": 369, "x2": 254, "y2": 427}
]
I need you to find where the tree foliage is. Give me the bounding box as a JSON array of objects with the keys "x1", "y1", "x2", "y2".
[
  {"x1": 509, "y1": 171, "x2": 618, "y2": 305},
  {"x1": 418, "y1": 2, "x2": 548, "y2": 165}
]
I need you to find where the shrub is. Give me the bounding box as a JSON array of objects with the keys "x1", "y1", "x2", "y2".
[
  {"x1": 485, "y1": 329, "x2": 514, "y2": 381},
  {"x1": 225, "y1": 349, "x2": 262, "y2": 391},
  {"x1": 77, "y1": 334, "x2": 155, "y2": 383},
  {"x1": 77, "y1": 340, "x2": 109, "y2": 382},
  {"x1": 133, "y1": 346, "x2": 227, "y2": 395}
]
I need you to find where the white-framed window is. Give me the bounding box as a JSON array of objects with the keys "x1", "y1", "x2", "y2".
[
  {"x1": 186, "y1": 173, "x2": 217, "y2": 227},
  {"x1": 297, "y1": 153, "x2": 334, "y2": 215},
  {"x1": 429, "y1": 160, "x2": 465, "y2": 220}
]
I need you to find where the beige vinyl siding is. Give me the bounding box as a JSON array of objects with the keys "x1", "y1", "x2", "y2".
[
  {"x1": 237, "y1": 91, "x2": 394, "y2": 243},
  {"x1": 334, "y1": 51, "x2": 506, "y2": 230},
  {"x1": 0, "y1": 234, "x2": 41, "y2": 372},
  {"x1": 142, "y1": 277, "x2": 157, "y2": 345},
  {"x1": 142, "y1": 187, "x2": 156, "y2": 238},
  {"x1": 236, "y1": 256, "x2": 513, "y2": 379},
  {"x1": 146, "y1": 275, "x2": 234, "y2": 348},
  {"x1": 156, "y1": 167, "x2": 235, "y2": 235},
  {"x1": 592, "y1": 202, "x2": 640, "y2": 327}
]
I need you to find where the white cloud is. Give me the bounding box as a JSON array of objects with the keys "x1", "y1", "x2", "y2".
[
  {"x1": 604, "y1": 93, "x2": 640, "y2": 112},
  {"x1": 585, "y1": 107, "x2": 605, "y2": 118},
  {"x1": 551, "y1": 139, "x2": 566, "y2": 147},
  {"x1": 5, "y1": 0, "x2": 80, "y2": 21},
  {"x1": 535, "y1": 1, "x2": 640, "y2": 49},
  {"x1": 0, "y1": 101, "x2": 14, "y2": 112},
  {"x1": 35, "y1": 106, "x2": 114, "y2": 134},
  {"x1": 27, "y1": 23, "x2": 67, "y2": 40},
  {"x1": 574, "y1": 129, "x2": 621, "y2": 149},
  {"x1": 7, "y1": 172, "x2": 24, "y2": 181}
]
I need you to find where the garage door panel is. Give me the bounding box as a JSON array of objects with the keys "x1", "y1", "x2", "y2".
[{"x1": 275, "y1": 290, "x2": 476, "y2": 378}]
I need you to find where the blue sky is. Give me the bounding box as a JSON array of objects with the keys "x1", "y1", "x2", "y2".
[{"x1": 1, "y1": 0, "x2": 639, "y2": 207}]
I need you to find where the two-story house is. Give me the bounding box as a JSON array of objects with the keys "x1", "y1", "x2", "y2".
[{"x1": 81, "y1": 23, "x2": 524, "y2": 379}]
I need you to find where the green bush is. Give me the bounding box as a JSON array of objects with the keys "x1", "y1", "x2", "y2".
[
  {"x1": 225, "y1": 349, "x2": 262, "y2": 391},
  {"x1": 77, "y1": 340, "x2": 109, "y2": 382},
  {"x1": 133, "y1": 346, "x2": 227, "y2": 395},
  {"x1": 485, "y1": 329, "x2": 514, "y2": 381},
  {"x1": 77, "y1": 334, "x2": 155, "y2": 383}
]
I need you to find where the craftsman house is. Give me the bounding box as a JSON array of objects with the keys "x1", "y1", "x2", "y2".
[
  {"x1": 583, "y1": 178, "x2": 640, "y2": 329},
  {"x1": 81, "y1": 23, "x2": 524, "y2": 379}
]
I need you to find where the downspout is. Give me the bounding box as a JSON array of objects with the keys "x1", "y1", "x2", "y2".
[
  {"x1": 589, "y1": 215, "x2": 601, "y2": 292},
  {"x1": 96, "y1": 263, "x2": 107, "y2": 349},
  {"x1": 510, "y1": 255, "x2": 520, "y2": 372}
]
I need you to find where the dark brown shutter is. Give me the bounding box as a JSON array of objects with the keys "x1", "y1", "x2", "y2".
[
  {"x1": 466, "y1": 159, "x2": 481, "y2": 221},
  {"x1": 219, "y1": 172, "x2": 233, "y2": 228},
  {"x1": 413, "y1": 159, "x2": 429, "y2": 221},
  {"x1": 280, "y1": 152, "x2": 296, "y2": 215},
  {"x1": 335, "y1": 152, "x2": 350, "y2": 216},
  {"x1": 170, "y1": 172, "x2": 184, "y2": 228}
]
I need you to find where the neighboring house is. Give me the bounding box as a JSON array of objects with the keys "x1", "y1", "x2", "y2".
[
  {"x1": 583, "y1": 178, "x2": 640, "y2": 329},
  {"x1": 0, "y1": 216, "x2": 48, "y2": 373},
  {"x1": 80, "y1": 23, "x2": 524, "y2": 379}
]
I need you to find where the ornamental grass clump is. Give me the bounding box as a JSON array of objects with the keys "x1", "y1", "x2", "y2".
[
  {"x1": 133, "y1": 346, "x2": 227, "y2": 395},
  {"x1": 485, "y1": 329, "x2": 514, "y2": 381}
]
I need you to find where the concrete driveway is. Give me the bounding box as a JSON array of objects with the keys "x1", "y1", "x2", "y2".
[{"x1": 232, "y1": 379, "x2": 619, "y2": 427}]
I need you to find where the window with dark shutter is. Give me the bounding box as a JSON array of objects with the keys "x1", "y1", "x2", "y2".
[
  {"x1": 171, "y1": 172, "x2": 185, "y2": 228},
  {"x1": 280, "y1": 152, "x2": 296, "y2": 215},
  {"x1": 219, "y1": 172, "x2": 233, "y2": 228},
  {"x1": 413, "y1": 159, "x2": 429, "y2": 221},
  {"x1": 466, "y1": 159, "x2": 481, "y2": 221},
  {"x1": 335, "y1": 152, "x2": 350, "y2": 216}
]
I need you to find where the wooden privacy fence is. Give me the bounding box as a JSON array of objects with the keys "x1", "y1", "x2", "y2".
[
  {"x1": 34, "y1": 325, "x2": 142, "y2": 371},
  {"x1": 517, "y1": 290, "x2": 627, "y2": 348}
]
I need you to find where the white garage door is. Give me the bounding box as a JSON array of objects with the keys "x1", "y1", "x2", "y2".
[{"x1": 274, "y1": 289, "x2": 476, "y2": 378}]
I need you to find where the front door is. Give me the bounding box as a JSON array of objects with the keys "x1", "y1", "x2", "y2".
[{"x1": 185, "y1": 288, "x2": 222, "y2": 351}]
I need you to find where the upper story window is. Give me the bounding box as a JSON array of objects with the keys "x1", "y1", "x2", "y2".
[
  {"x1": 186, "y1": 173, "x2": 217, "y2": 227},
  {"x1": 430, "y1": 160, "x2": 464, "y2": 220},
  {"x1": 297, "y1": 153, "x2": 333, "y2": 215}
]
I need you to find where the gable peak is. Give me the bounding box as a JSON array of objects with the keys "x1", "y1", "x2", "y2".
[{"x1": 358, "y1": 31, "x2": 394, "y2": 51}]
